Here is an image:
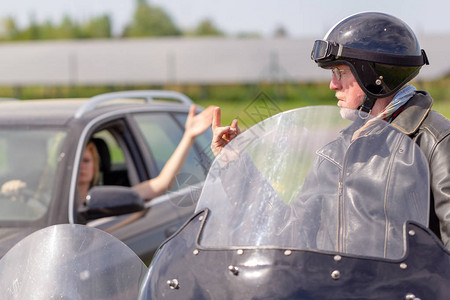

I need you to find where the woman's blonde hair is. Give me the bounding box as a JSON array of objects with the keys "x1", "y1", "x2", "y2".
[{"x1": 85, "y1": 141, "x2": 100, "y2": 187}]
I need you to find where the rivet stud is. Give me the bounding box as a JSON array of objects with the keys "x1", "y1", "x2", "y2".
[
  {"x1": 331, "y1": 270, "x2": 340, "y2": 280},
  {"x1": 167, "y1": 279, "x2": 180, "y2": 290},
  {"x1": 228, "y1": 265, "x2": 239, "y2": 276}
]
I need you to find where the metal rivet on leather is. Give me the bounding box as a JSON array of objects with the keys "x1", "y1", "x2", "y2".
[
  {"x1": 167, "y1": 279, "x2": 180, "y2": 290},
  {"x1": 331, "y1": 270, "x2": 340, "y2": 280},
  {"x1": 405, "y1": 293, "x2": 421, "y2": 300}
]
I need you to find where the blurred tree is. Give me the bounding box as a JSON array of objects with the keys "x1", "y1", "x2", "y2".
[
  {"x1": 0, "y1": 14, "x2": 112, "y2": 40},
  {"x1": 39, "y1": 20, "x2": 57, "y2": 40},
  {"x1": 20, "y1": 14, "x2": 40, "y2": 40},
  {"x1": 189, "y1": 18, "x2": 224, "y2": 36},
  {"x1": 0, "y1": 17, "x2": 19, "y2": 40},
  {"x1": 83, "y1": 15, "x2": 112, "y2": 38},
  {"x1": 123, "y1": 0, "x2": 181, "y2": 37},
  {"x1": 55, "y1": 15, "x2": 83, "y2": 39}
]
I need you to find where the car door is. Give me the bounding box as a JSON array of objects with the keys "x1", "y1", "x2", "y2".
[{"x1": 85, "y1": 110, "x2": 212, "y2": 263}]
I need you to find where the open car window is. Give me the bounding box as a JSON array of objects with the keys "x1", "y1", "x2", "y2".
[
  {"x1": 133, "y1": 112, "x2": 209, "y2": 191},
  {"x1": 90, "y1": 129, "x2": 134, "y2": 187},
  {"x1": 174, "y1": 112, "x2": 214, "y2": 176}
]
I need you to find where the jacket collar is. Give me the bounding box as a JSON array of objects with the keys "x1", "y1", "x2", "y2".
[{"x1": 390, "y1": 91, "x2": 432, "y2": 136}]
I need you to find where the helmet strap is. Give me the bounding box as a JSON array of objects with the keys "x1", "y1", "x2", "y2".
[{"x1": 358, "y1": 95, "x2": 377, "y2": 114}]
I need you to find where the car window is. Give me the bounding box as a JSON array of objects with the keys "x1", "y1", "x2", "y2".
[
  {"x1": 174, "y1": 112, "x2": 214, "y2": 174},
  {"x1": 90, "y1": 129, "x2": 133, "y2": 187},
  {"x1": 133, "y1": 112, "x2": 208, "y2": 191},
  {"x1": 93, "y1": 130, "x2": 125, "y2": 166},
  {"x1": 0, "y1": 129, "x2": 66, "y2": 222}
]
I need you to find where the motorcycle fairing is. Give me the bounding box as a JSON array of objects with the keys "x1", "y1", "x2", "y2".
[{"x1": 141, "y1": 209, "x2": 450, "y2": 299}]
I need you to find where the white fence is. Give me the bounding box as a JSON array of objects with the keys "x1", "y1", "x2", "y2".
[{"x1": 0, "y1": 35, "x2": 447, "y2": 86}]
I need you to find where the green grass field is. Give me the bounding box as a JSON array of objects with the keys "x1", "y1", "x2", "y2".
[
  {"x1": 432, "y1": 102, "x2": 450, "y2": 119},
  {"x1": 194, "y1": 82, "x2": 450, "y2": 128},
  {"x1": 4, "y1": 78, "x2": 450, "y2": 128},
  {"x1": 212, "y1": 98, "x2": 450, "y2": 129}
]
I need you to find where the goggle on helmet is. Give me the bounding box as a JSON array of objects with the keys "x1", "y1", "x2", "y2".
[{"x1": 311, "y1": 12, "x2": 429, "y2": 101}]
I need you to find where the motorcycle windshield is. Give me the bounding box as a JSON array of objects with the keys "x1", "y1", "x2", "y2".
[
  {"x1": 196, "y1": 106, "x2": 429, "y2": 259},
  {"x1": 0, "y1": 224, "x2": 147, "y2": 299}
]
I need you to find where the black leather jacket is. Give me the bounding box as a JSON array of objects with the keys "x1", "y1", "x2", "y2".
[
  {"x1": 217, "y1": 106, "x2": 434, "y2": 258},
  {"x1": 390, "y1": 91, "x2": 450, "y2": 249},
  {"x1": 296, "y1": 115, "x2": 430, "y2": 258}
]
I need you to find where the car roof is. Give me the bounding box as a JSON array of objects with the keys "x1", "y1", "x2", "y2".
[{"x1": 0, "y1": 90, "x2": 194, "y2": 127}]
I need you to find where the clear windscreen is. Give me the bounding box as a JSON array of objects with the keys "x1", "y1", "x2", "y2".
[
  {"x1": 0, "y1": 224, "x2": 147, "y2": 299},
  {"x1": 196, "y1": 106, "x2": 429, "y2": 259},
  {"x1": 0, "y1": 129, "x2": 66, "y2": 222}
]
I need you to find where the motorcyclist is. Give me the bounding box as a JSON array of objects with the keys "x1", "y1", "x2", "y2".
[
  {"x1": 136, "y1": 12, "x2": 450, "y2": 299},
  {"x1": 212, "y1": 12, "x2": 450, "y2": 249},
  {"x1": 144, "y1": 106, "x2": 445, "y2": 299}
]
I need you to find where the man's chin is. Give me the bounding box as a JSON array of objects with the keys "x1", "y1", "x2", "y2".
[{"x1": 339, "y1": 106, "x2": 358, "y2": 121}]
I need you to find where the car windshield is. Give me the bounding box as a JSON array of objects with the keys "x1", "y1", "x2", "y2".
[
  {"x1": 0, "y1": 129, "x2": 66, "y2": 223},
  {"x1": 196, "y1": 106, "x2": 430, "y2": 259}
]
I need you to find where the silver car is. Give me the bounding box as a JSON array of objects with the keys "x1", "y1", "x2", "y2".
[{"x1": 0, "y1": 90, "x2": 213, "y2": 264}]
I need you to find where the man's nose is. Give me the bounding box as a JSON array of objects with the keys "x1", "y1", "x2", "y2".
[{"x1": 329, "y1": 76, "x2": 342, "y2": 91}]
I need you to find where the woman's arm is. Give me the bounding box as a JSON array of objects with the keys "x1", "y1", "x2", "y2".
[{"x1": 132, "y1": 105, "x2": 215, "y2": 200}]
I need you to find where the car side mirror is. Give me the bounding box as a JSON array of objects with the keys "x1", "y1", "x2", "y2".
[{"x1": 79, "y1": 186, "x2": 145, "y2": 221}]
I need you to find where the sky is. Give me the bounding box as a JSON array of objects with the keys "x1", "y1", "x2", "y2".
[{"x1": 1, "y1": 0, "x2": 450, "y2": 39}]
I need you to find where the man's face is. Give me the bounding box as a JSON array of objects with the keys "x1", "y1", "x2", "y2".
[{"x1": 329, "y1": 65, "x2": 365, "y2": 111}]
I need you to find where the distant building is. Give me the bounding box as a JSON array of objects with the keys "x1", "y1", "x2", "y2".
[{"x1": 0, "y1": 36, "x2": 447, "y2": 86}]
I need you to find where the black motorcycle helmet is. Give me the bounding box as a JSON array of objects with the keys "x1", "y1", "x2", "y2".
[{"x1": 311, "y1": 12, "x2": 429, "y2": 112}]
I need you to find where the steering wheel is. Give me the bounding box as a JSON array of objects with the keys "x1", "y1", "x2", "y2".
[{"x1": 1, "y1": 188, "x2": 35, "y2": 203}]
